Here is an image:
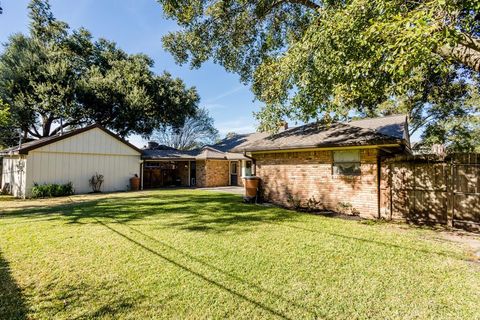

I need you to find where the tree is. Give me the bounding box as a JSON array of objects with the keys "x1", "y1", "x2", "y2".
[
  {"x1": 0, "y1": 98, "x2": 16, "y2": 149},
  {"x1": 0, "y1": 99, "x2": 8, "y2": 126},
  {"x1": 0, "y1": 0, "x2": 198, "y2": 143},
  {"x1": 380, "y1": 67, "x2": 480, "y2": 152},
  {"x1": 153, "y1": 108, "x2": 219, "y2": 150},
  {"x1": 158, "y1": 0, "x2": 479, "y2": 149}
]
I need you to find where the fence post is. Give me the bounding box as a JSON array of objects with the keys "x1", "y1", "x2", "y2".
[{"x1": 447, "y1": 159, "x2": 454, "y2": 228}]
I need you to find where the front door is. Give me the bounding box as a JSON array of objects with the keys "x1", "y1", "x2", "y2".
[{"x1": 230, "y1": 161, "x2": 238, "y2": 186}]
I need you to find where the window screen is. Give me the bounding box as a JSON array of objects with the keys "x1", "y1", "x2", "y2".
[{"x1": 332, "y1": 150, "x2": 361, "y2": 176}]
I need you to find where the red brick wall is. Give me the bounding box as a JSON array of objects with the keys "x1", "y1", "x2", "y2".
[
  {"x1": 195, "y1": 160, "x2": 230, "y2": 187},
  {"x1": 254, "y1": 149, "x2": 379, "y2": 218},
  {"x1": 196, "y1": 160, "x2": 207, "y2": 187}
]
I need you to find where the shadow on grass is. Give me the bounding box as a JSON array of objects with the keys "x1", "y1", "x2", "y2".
[
  {"x1": 0, "y1": 253, "x2": 28, "y2": 319},
  {"x1": 1, "y1": 193, "x2": 297, "y2": 233},
  {"x1": 115, "y1": 220, "x2": 321, "y2": 318},
  {"x1": 267, "y1": 221, "x2": 470, "y2": 262},
  {"x1": 2, "y1": 191, "x2": 471, "y2": 261},
  {"x1": 97, "y1": 220, "x2": 301, "y2": 320}
]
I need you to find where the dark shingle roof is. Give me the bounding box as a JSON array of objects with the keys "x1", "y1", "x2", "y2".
[
  {"x1": 348, "y1": 114, "x2": 408, "y2": 141},
  {"x1": 208, "y1": 132, "x2": 269, "y2": 152},
  {"x1": 230, "y1": 115, "x2": 409, "y2": 153},
  {"x1": 141, "y1": 146, "x2": 250, "y2": 161},
  {"x1": 141, "y1": 149, "x2": 198, "y2": 160}
]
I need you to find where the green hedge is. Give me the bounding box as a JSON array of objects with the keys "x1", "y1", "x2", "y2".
[{"x1": 31, "y1": 182, "x2": 74, "y2": 198}]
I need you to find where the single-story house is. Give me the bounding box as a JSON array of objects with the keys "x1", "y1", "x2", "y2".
[{"x1": 1, "y1": 115, "x2": 410, "y2": 218}]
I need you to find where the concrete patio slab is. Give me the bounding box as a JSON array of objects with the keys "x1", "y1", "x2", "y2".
[{"x1": 196, "y1": 186, "x2": 244, "y2": 195}]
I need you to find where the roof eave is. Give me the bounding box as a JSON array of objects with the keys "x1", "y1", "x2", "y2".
[{"x1": 237, "y1": 139, "x2": 406, "y2": 153}]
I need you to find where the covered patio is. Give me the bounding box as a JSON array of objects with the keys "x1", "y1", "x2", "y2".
[
  {"x1": 141, "y1": 146, "x2": 253, "y2": 189},
  {"x1": 142, "y1": 160, "x2": 194, "y2": 188}
]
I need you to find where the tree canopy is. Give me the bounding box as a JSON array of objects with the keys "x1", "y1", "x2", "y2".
[
  {"x1": 0, "y1": 0, "x2": 199, "y2": 146},
  {"x1": 153, "y1": 108, "x2": 219, "y2": 150},
  {"x1": 158, "y1": 0, "x2": 480, "y2": 151}
]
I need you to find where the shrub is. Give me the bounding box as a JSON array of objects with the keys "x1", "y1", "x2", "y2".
[
  {"x1": 31, "y1": 182, "x2": 74, "y2": 198},
  {"x1": 89, "y1": 173, "x2": 104, "y2": 193},
  {"x1": 305, "y1": 196, "x2": 323, "y2": 212},
  {"x1": 337, "y1": 202, "x2": 359, "y2": 215},
  {"x1": 286, "y1": 192, "x2": 302, "y2": 210}
]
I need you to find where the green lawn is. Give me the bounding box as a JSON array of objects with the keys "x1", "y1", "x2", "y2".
[{"x1": 1, "y1": 190, "x2": 479, "y2": 319}]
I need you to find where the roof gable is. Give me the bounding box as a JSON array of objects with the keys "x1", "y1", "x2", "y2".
[{"x1": 0, "y1": 125, "x2": 141, "y2": 155}]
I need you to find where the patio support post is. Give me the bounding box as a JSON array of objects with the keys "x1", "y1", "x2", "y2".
[
  {"x1": 188, "y1": 161, "x2": 191, "y2": 187},
  {"x1": 140, "y1": 161, "x2": 144, "y2": 190}
]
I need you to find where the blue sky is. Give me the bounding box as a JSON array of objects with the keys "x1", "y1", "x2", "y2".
[{"x1": 0, "y1": 0, "x2": 261, "y2": 147}]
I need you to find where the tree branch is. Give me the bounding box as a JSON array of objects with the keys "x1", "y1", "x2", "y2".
[
  {"x1": 49, "y1": 120, "x2": 82, "y2": 136},
  {"x1": 287, "y1": 0, "x2": 320, "y2": 10},
  {"x1": 268, "y1": 0, "x2": 320, "y2": 12},
  {"x1": 437, "y1": 34, "x2": 480, "y2": 72},
  {"x1": 27, "y1": 128, "x2": 41, "y2": 138}
]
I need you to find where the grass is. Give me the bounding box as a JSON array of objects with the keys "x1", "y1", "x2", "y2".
[
  {"x1": 0, "y1": 189, "x2": 479, "y2": 319},
  {"x1": 0, "y1": 195, "x2": 14, "y2": 201}
]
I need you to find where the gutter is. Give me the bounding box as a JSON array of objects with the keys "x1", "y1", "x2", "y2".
[{"x1": 242, "y1": 142, "x2": 404, "y2": 154}]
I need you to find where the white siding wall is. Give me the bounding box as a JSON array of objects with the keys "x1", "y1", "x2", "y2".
[
  {"x1": 24, "y1": 128, "x2": 141, "y2": 196},
  {"x1": 1, "y1": 155, "x2": 28, "y2": 198}
]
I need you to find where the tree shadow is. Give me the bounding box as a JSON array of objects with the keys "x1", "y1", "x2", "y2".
[
  {"x1": 1, "y1": 193, "x2": 297, "y2": 233},
  {"x1": 0, "y1": 252, "x2": 29, "y2": 319},
  {"x1": 115, "y1": 220, "x2": 321, "y2": 317},
  {"x1": 266, "y1": 220, "x2": 472, "y2": 262},
  {"x1": 96, "y1": 220, "x2": 313, "y2": 320}
]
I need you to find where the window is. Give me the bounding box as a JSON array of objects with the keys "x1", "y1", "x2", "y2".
[
  {"x1": 230, "y1": 162, "x2": 238, "y2": 174},
  {"x1": 332, "y1": 150, "x2": 361, "y2": 176},
  {"x1": 244, "y1": 161, "x2": 252, "y2": 176}
]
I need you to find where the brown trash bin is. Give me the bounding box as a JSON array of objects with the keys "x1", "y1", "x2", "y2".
[
  {"x1": 243, "y1": 176, "x2": 260, "y2": 202},
  {"x1": 130, "y1": 175, "x2": 140, "y2": 191}
]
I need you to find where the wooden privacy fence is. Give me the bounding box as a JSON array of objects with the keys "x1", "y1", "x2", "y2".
[{"x1": 380, "y1": 153, "x2": 480, "y2": 232}]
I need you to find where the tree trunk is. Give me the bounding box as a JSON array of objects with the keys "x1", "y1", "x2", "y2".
[
  {"x1": 42, "y1": 119, "x2": 52, "y2": 137},
  {"x1": 437, "y1": 38, "x2": 480, "y2": 72}
]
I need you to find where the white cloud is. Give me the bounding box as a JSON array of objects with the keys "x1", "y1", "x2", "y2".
[
  {"x1": 203, "y1": 103, "x2": 228, "y2": 111},
  {"x1": 205, "y1": 85, "x2": 245, "y2": 104}
]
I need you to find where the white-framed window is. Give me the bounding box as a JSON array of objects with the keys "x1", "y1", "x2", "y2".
[
  {"x1": 332, "y1": 150, "x2": 361, "y2": 176},
  {"x1": 230, "y1": 161, "x2": 238, "y2": 174},
  {"x1": 244, "y1": 160, "x2": 252, "y2": 176}
]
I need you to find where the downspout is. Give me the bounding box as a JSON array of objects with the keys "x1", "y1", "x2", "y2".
[
  {"x1": 242, "y1": 152, "x2": 256, "y2": 175},
  {"x1": 377, "y1": 153, "x2": 382, "y2": 219}
]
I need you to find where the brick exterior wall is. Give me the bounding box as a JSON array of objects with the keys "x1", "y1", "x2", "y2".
[
  {"x1": 253, "y1": 149, "x2": 379, "y2": 218},
  {"x1": 196, "y1": 160, "x2": 230, "y2": 187},
  {"x1": 196, "y1": 160, "x2": 207, "y2": 187}
]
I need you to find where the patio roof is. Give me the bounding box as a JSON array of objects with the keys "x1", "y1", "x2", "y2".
[{"x1": 142, "y1": 146, "x2": 249, "y2": 161}]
